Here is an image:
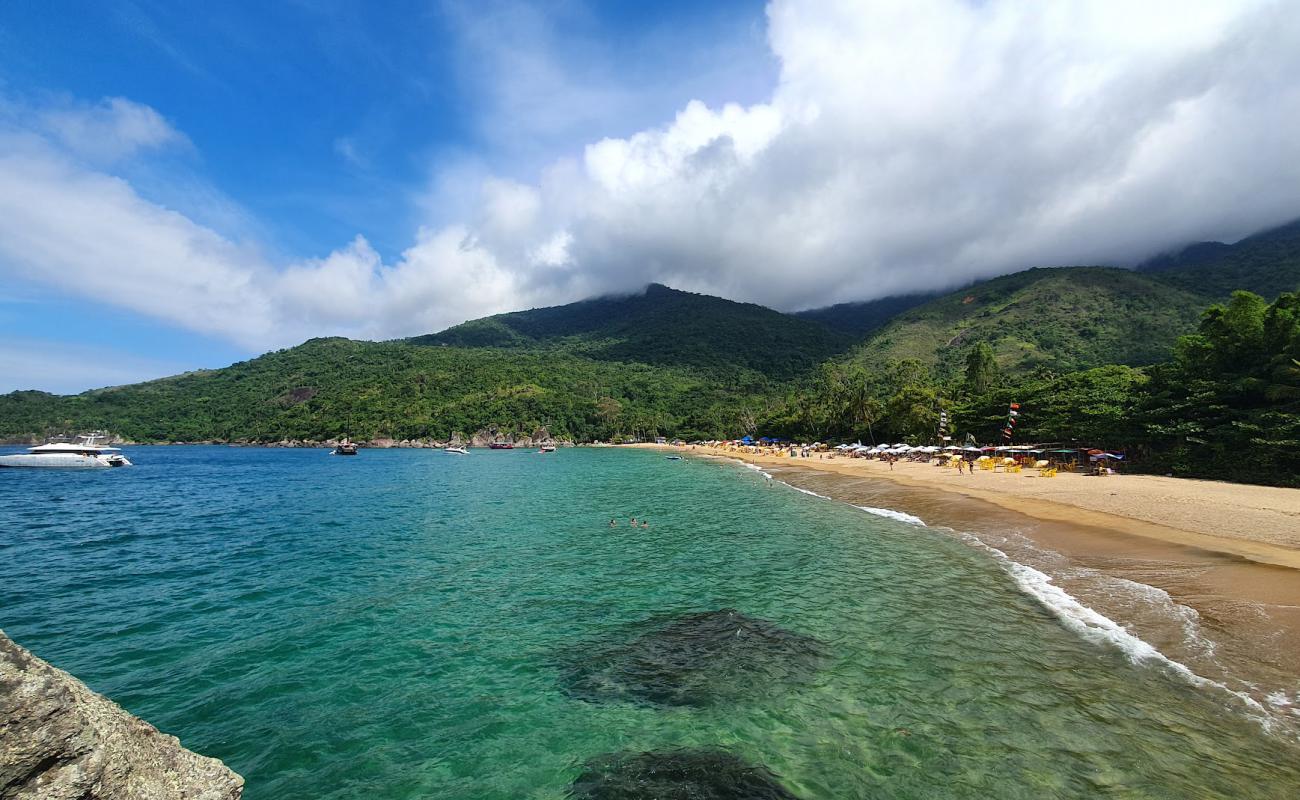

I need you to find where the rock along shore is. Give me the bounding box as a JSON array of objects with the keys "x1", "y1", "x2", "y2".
[{"x1": 0, "y1": 629, "x2": 243, "y2": 800}]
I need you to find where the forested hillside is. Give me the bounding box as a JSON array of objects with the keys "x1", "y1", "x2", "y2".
[
  {"x1": 0, "y1": 338, "x2": 771, "y2": 443},
  {"x1": 845, "y1": 267, "x2": 1208, "y2": 377},
  {"x1": 412, "y1": 283, "x2": 848, "y2": 379}
]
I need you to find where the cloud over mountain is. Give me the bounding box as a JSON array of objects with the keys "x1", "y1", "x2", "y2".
[{"x1": 3, "y1": 0, "x2": 1300, "y2": 352}]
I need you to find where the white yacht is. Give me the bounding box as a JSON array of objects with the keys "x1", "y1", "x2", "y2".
[
  {"x1": 0, "y1": 434, "x2": 132, "y2": 469},
  {"x1": 444, "y1": 445, "x2": 469, "y2": 455}
]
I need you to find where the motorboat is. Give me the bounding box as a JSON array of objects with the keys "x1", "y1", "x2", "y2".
[
  {"x1": 331, "y1": 438, "x2": 359, "y2": 456},
  {"x1": 0, "y1": 433, "x2": 132, "y2": 469},
  {"x1": 488, "y1": 442, "x2": 514, "y2": 450},
  {"x1": 444, "y1": 446, "x2": 469, "y2": 455},
  {"x1": 538, "y1": 443, "x2": 557, "y2": 453}
]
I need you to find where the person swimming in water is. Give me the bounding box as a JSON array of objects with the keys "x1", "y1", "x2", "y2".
[
  {"x1": 640, "y1": 520, "x2": 649, "y2": 528},
  {"x1": 630, "y1": 517, "x2": 637, "y2": 526},
  {"x1": 609, "y1": 518, "x2": 617, "y2": 527}
]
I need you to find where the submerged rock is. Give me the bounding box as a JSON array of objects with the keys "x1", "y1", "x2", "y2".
[
  {"x1": 559, "y1": 609, "x2": 827, "y2": 707},
  {"x1": 0, "y1": 629, "x2": 243, "y2": 800},
  {"x1": 569, "y1": 748, "x2": 801, "y2": 800}
]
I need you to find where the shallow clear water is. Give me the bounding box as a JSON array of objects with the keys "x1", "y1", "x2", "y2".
[{"x1": 2, "y1": 446, "x2": 1298, "y2": 798}]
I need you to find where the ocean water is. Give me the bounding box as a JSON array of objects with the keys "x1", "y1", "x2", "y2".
[{"x1": 2, "y1": 446, "x2": 1299, "y2": 799}]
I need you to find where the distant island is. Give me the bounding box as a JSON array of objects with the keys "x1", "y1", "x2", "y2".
[{"x1": 3, "y1": 219, "x2": 1299, "y2": 487}]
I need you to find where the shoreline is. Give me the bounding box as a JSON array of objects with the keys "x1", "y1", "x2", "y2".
[
  {"x1": 634, "y1": 443, "x2": 1300, "y2": 570},
  {"x1": 635, "y1": 442, "x2": 1300, "y2": 721}
]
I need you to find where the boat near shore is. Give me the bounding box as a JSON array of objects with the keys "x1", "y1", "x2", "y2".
[
  {"x1": 444, "y1": 445, "x2": 469, "y2": 455},
  {"x1": 0, "y1": 434, "x2": 132, "y2": 469},
  {"x1": 331, "y1": 439, "x2": 359, "y2": 456}
]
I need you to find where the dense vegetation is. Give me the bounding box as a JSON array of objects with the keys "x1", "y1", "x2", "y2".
[
  {"x1": 413, "y1": 283, "x2": 848, "y2": 380},
  {"x1": 846, "y1": 267, "x2": 1211, "y2": 378},
  {"x1": 0, "y1": 338, "x2": 773, "y2": 444},
  {"x1": 773, "y1": 291, "x2": 1300, "y2": 486},
  {"x1": 3, "y1": 219, "x2": 1299, "y2": 485}
]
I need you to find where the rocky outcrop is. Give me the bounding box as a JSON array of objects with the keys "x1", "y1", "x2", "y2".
[{"x1": 0, "y1": 630, "x2": 243, "y2": 800}]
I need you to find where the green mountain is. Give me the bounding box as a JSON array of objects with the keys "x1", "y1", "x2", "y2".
[
  {"x1": 0, "y1": 337, "x2": 769, "y2": 444},
  {"x1": 412, "y1": 283, "x2": 848, "y2": 379},
  {"x1": 842, "y1": 220, "x2": 1300, "y2": 378},
  {"x1": 845, "y1": 267, "x2": 1210, "y2": 377}
]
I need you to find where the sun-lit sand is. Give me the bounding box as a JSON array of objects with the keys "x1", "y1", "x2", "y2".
[{"x1": 636, "y1": 444, "x2": 1300, "y2": 569}]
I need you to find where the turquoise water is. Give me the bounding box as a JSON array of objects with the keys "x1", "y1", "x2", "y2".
[{"x1": 2, "y1": 446, "x2": 1299, "y2": 798}]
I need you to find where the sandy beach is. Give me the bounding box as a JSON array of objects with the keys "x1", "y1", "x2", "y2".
[{"x1": 647, "y1": 444, "x2": 1300, "y2": 568}]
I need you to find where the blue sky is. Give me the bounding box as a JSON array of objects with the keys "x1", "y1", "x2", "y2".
[
  {"x1": 2, "y1": 0, "x2": 1299, "y2": 393},
  {"x1": 0, "y1": 0, "x2": 773, "y2": 391}
]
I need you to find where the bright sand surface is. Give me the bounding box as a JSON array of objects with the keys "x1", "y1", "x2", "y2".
[
  {"x1": 644, "y1": 444, "x2": 1300, "y2": 568},
  {"x1": 633, "y1": 443, "x2": 1300, "y2": 714}
]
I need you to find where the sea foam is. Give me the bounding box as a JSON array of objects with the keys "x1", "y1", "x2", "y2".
[
  {"x1": 962, "y1": 533, "x2": 1275, "y2": 728},
  {"x1": 853, "y1": 505, "x2": 926, "y2": 526}
]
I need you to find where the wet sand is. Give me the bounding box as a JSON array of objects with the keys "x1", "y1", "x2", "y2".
[{"x1": 635, "y1": 444, "x2": 1300, "y2": 721}]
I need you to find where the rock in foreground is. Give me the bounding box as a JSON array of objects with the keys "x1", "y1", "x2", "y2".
[
  {"x1": 0, "y1": 629, "x2": 243, "y2": 800},
  {"x1": 570, "y1": 748, "x2": 802, "y2": 799}
]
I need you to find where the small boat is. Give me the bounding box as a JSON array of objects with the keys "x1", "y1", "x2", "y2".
[
  {"x1": 665, "y1": 455, "x2": 683, "y2": 461},
  {"x1": 538, "y1": 443, "x2": 557, "y2": 453},
  {"x1": 444, "y1": 446, "x2": 469, "y2": 455},
  {"x1": 488, "y1": 442, "x2": 514, "y2": 450},
  {"x1": 0, "y1": 433, "x2": 132, "y2": 469},
  {"x1": 331, "y1": 438, "x2": 359, "y2": 456}
]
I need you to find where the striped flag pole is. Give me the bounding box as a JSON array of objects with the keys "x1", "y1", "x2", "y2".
[{"x1": 1002, "y1": 402, "x2": 1020, "y2": 442}]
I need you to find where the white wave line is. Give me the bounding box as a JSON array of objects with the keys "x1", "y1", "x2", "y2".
[
  {"x1": 962, "y1": 532, "x2": 1276, "y2": 730},
  {"x1": 853, "y1": 505, "x2": 927, "y2": 526}
]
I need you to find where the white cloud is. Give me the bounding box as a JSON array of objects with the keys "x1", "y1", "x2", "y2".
[
  {"x1": 37, "y1": 96, "x2": 188, "y2": 163},
  {"x1": 3, "y1": 0, "x2": 1300, "y2": 369}
]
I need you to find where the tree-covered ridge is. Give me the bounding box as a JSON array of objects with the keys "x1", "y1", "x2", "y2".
[
  {"x1": 412, "y1": 283, "x2": 850, "y2": 380},
  {"x1": 0, "y1": 338, "x2": 775, "y2": 444},
  {"x1": 845, "y1": 267, "x2": 1209, "y2": 378}
]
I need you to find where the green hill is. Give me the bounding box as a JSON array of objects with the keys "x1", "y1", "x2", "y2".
[
  {"x1": 846, "y1": 267, "x2": 1210, "y2": 377},
  {"x1": 411, "y1": 283, "x2": 848, "y2": 379},
  {"x1": 0, "y1": 337, "x2": 772, "y2": 443}
]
